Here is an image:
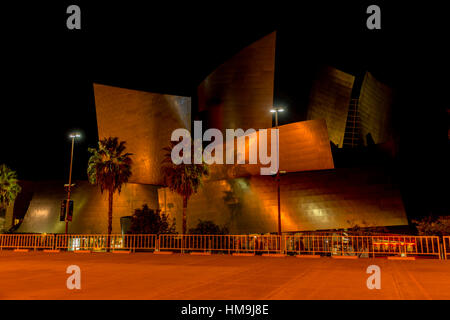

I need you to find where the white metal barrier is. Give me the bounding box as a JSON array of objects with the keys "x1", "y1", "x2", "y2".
[
  {"x1": 444, "y1": 236, "x2": 450, "y2": 260},
  {"x1": 0, "y1": 234, "x2": 54, "y2": 250},
  {"x1": 284, "y1": 235, "x2": 441, "y2": 259},
  {"x1": 55, "y1": 234, "x2": 157, "y2": 251},
  {"x1": 158, "y1": 234, "x2": 281, "y2": 254},
  {"x1": 0, "y1": 233, "x2": 445, "y2": 259}
]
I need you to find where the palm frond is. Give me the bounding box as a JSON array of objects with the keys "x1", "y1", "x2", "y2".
[
  {"x1": 0, "y1": 164, "x2": 22, "y2": 208},
  {"x1": 86, "y1": 137, "x2": 133, "y2": 195},
  {"x1": 160, "y1": 141, "x2": 209, "y2": 201}
]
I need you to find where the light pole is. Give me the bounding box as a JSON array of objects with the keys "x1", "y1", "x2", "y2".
[
  {"x1": 270, "y1": 107, "x2": 284, "y2": 236},
  {"x1": 65, "y1": 133, "x2": 80, "y2": 234}
]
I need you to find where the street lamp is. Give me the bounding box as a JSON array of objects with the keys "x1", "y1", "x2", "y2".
[
  {"x1": 65, "y1": 133, "x2": 81, "y2": 234},
  {"x1": 270, "y1": 107, "x2": 284, "y2": 236}
]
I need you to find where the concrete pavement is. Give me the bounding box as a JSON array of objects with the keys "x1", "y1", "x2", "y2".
[{"x1": 0, "y1": 251, "x2": 449, "y2": 300}]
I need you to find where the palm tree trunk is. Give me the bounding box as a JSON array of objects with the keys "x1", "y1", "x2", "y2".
[
  {"x1": 182, "y1": 195, "x2": 187, "y2": 254},
  {"x1": 182, "y1": 195, "x2": 187, "y2": 235},
  {"x1": 107, "y1": 189, "x2": 113, "y2": 252}
]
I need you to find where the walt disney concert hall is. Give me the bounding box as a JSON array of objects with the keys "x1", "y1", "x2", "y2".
[{"x1": 5, "y1": 31, "x2": 408, "y2": 234}]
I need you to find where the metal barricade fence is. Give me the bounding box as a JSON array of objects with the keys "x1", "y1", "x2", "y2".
[
  {"x1": 254, "y1": 235, "x2": 281, "y2": 253},
  {"x1": 159, "y1": 234, "x2": 236, "y2": 253},
  {"x1": 56, "y1": 234, "x2": 107, "y2": 251},
  {"x1": 372, "y1": 236, "x2": 440, "y2": 258},
  {"x1": 158, "y1": 234, "x2": 282, "y2": 254},
  {"x1": 444, "y1": 236, "x2": 450, "y2": 260},
  {"x1": 182, "y1": 235, "x2": 215, "y2": 252},
  {"x1": 285, "y1": 235, "x2": 362, "y2": 256},
  {"x1": 0, "y1": 233, "x2": 444, "y2": 259},
  {"x1": 285, "y1": 235, "x2": 441, "y2": 259},
  {"x1": 159, "y1": 234, "x2": 231, "y2": 253},
  {"x1": 55, "y1": 234, "x2": 157, "y2": 251},
  {"x1": 159, "y1": 234, "x2": 181, "y2": 252},
  {"x1": 0, "y1": 234, "x2": 55, "y2": 250},
  {"x1": 124, "y1": 234, "x2": 157, "y2": 251}
]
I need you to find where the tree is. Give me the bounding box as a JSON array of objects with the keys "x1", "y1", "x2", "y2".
[
  {"x1": 346, "y1": 219, "x2": 389, "y2": 236},
  {"x1": 0, "y1": 164, "x2": 21, "y2": 210},
  {"x1": 413, "y1": 216, "x2": 450, "y2": 237},
  {"x1": 87, "y1": 137, "x2": 132, "y2": 249},
  {"x1": 128, "y1": 204, "x2": 176, "y2": 234},
  {"x1": 161, "y1": 141, "x2": 209, "y2": 234},
  {"x1": 189, "y1": 220, "x2": 229, "y2": 235}
]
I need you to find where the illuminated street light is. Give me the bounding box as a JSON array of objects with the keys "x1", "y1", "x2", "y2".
[{"x1": 65, "y1": 132, "x2": 81, "y2": 234}]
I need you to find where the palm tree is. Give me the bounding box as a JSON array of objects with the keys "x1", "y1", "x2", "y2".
[
  {"x1": 87, "y1": 137, "x2": 132, "y2": 249},
  {"x1": 161, "y1": 141, "x2": 209, "y2": 234},
  {"x1": 0, "y1": 164, "x2": 21, "y2": 210}
]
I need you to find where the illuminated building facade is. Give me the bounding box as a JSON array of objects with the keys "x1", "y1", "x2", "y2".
[
  {"x1": 93, "y1": 84, "x2": 191, "y2": 185},
  {"x1": 9, "y1": 31, "x2": 407, "y2": 234},
  {"x1": 306, "y1": 68, "x2": 394, "y2": 148}
]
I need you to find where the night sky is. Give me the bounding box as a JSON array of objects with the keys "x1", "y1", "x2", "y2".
[{"x1": 1, "y1": 2, "x2": 448, "y2": 219}]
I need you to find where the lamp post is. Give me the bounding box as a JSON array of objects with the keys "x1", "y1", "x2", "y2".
[
  {"x1": 65, "y1": 133, "x2": 80, "y2": 234},
  {"x1": 270, "y1": 107, "x2": 284, "y2": 236}
]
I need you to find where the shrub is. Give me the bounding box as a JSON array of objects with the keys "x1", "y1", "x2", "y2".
[
  {"x1": 189, "y1": 220, "x2": 229, "y2": 235},
  {"x1": 128, "y1": 204, "x2": 176, "y2": 234},
  {"x1": 346, "y1": 219, "x2": 389, "y2": 235}
]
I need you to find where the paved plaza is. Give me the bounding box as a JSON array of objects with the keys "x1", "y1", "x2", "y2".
[{"x1": 0, "y1": 251, "x2": 449, "y2": 300}]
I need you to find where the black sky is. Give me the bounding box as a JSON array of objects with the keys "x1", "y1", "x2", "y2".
[{"x1": 1, "y1": 1, "x2": 449, "y2": 219}]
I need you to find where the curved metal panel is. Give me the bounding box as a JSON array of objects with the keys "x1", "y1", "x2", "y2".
[
  {"x1": 206, "y1": 119, "x2": 334, "y2": 180},
  {"x1": 197, "y1": 32, "x2": 276, "y2": 132},
  {"x1": 159, "y1": 167, "x2": 407, "y2": 234},
  {"x1": 94, "y1": 83, "x2": 191, "y2": 185},
  {"x1": 358, "y1": 72, "x2": 393, "y2": 145},
  {"x1": 306, "y1": 66, "x2": 355, "y2": 147},
  {"x1": 16, "y1": 181, "x2": 158, "y2": 234}
]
